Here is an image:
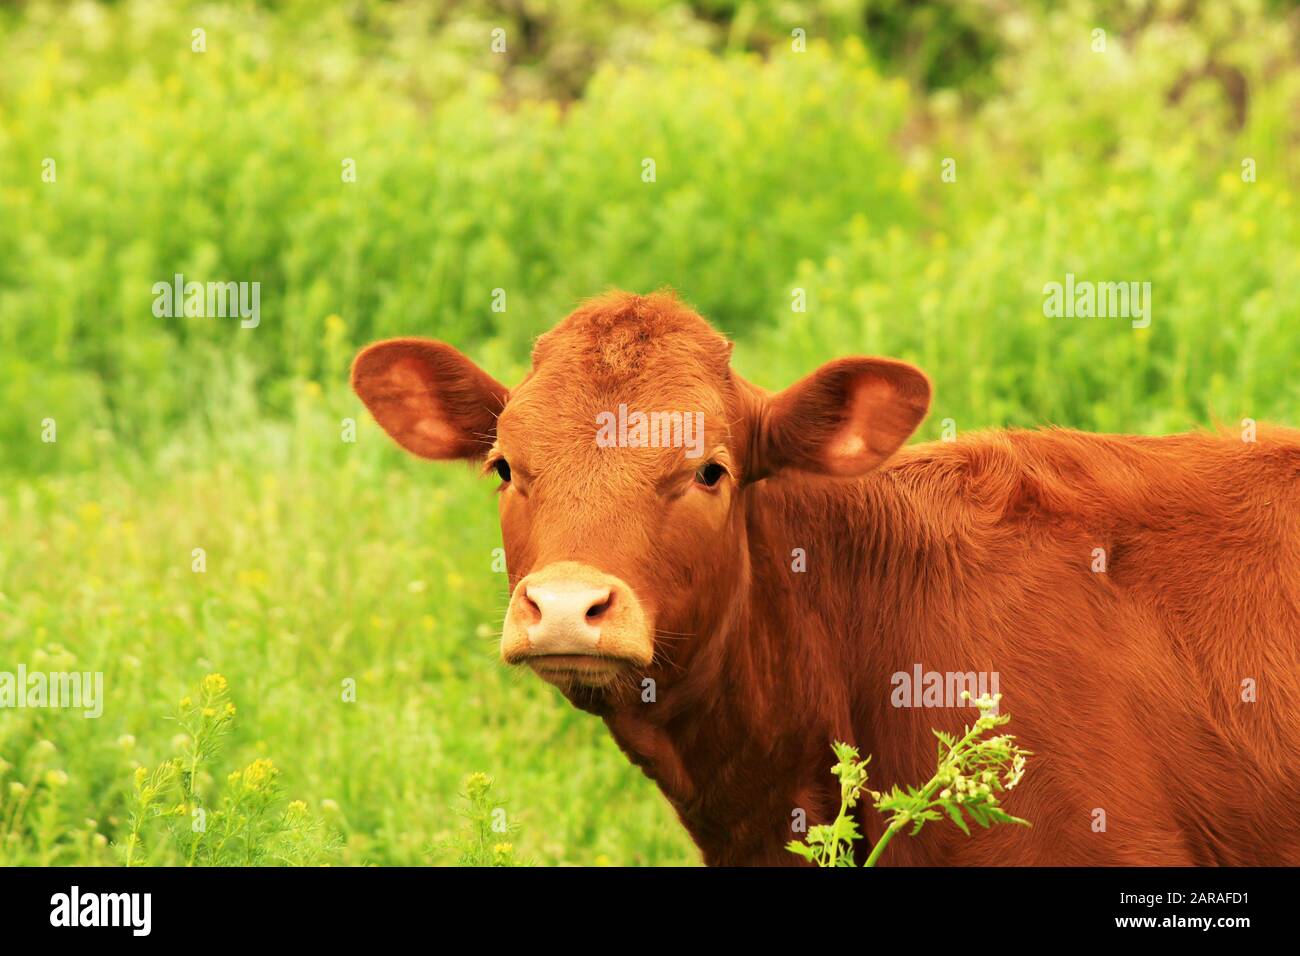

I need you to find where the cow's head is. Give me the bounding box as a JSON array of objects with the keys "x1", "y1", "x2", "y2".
[{"x1": 352, "y1": 292, "x2": 929, "y2": 705}]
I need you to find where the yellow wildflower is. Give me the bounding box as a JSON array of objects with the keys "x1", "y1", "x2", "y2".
[
  {"x1": 239, "y1": 758, "x2": 278, "y2": 792},
  {"x1": 201, "y1": 674, "x2": 228, "y2": 696}
]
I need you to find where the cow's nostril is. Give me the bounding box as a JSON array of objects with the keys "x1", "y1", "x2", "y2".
[
  {"x1": 520, "y1": 590, "x2": 543, "y2": 625},
  {"x1": 586, "y1": 592, "x2": 614, "y2": 621}
]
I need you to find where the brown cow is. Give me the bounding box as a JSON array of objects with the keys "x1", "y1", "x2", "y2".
[{"x1": 353, "y1": 290, "x2": 1300, "y2": 866}]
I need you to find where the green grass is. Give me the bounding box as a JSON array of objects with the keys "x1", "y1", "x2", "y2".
[
  {"x1": 1, "y1": 0, "x2": 1298, "y2": 865},
  {"x1": 0, "y1": 404, "x2": 697, "y2": 865}
]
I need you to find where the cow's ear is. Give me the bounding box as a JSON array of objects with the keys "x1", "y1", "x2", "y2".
[
  {"x1": 351, "y1": 338, "x2": 508, "y2": 460},
  {"x1": 754, "y1": 357, "x2": 930, "y2": 479}
]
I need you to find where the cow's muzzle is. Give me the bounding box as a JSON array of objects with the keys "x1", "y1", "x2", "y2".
[{"x1": 502, "y1": 562, "x2": 652, "y2": 686}]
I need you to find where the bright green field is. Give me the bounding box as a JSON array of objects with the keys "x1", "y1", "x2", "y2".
[{"x1": 1, "y1": 0, "x2": 1298, "y2": 865}]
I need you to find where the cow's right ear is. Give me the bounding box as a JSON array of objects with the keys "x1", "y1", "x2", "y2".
[
  {"x1": 351, "y1": 338, "x2": 508, "y2": 460},
  {"x1": 751, "y1": 356, "x2": 930, "y2": 480}
]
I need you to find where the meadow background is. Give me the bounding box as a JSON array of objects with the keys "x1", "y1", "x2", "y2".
[{"x1": 1, "y1": 0, "x2": 1297, "y2": 865}]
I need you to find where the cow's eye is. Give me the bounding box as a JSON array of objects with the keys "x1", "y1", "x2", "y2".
[
  {"x1": 494, "y1": 458, "x2": 512, "y2": 483},
  {"x1": 694, "y1": 462, "x2": 726, "y2": 488}
]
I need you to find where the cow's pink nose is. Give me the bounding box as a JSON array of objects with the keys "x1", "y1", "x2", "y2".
[
  {"x1": 520, "y1": 582, "x2": 613, "y2": 646},
  {"x1": 502, "y1": 561, "x2": 653, "y2": 672}
]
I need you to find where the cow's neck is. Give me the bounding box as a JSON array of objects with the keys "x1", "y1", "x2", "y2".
[{"x1": 603, "y1": 461, "x2": 936, "y2": 864}]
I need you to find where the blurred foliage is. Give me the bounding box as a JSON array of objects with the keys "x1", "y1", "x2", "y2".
[
  {"x1": 743, "y1": 0, "x2": 1300, "y2": 435},
  {"x1": 1, "y1": 0, "x2": 1295, "y2": 473},
  {"x1": 1, "y1": 2, "x2": 917, "y2": 470}
]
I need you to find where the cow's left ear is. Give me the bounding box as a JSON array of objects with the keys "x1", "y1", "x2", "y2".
[{"x1": 753, "y1": 357, "x2": 930, "y2": 479}]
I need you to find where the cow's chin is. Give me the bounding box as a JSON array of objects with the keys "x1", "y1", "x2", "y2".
[{"x1": 525, "y1": 654, "x2": 629, "y2": 691}]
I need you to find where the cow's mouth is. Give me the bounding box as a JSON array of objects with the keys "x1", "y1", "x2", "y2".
[{"x1": 523, "y1": 653, "x2": 629, "y2": 688}]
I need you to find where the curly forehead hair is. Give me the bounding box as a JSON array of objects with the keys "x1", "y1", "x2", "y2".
[{"x1": 532, "y1": 290, "x2": 734, "y2": 384}]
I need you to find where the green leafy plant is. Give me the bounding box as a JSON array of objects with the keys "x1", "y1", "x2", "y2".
[
  {"x1": 788, "y1": 693, "x2": 1030, "y2": 867},
  {"x1": 446, "y1": 772, "x2": 525, "y2": 867},
  {"x1": 120, "y1": 675, "x2": 338, "y2": 866}
]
